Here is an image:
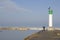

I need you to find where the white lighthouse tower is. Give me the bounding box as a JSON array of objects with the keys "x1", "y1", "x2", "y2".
[{"x1": 48, "y1": 7, "x2": 54, "y2": 30}]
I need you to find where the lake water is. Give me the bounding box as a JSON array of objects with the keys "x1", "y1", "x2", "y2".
[{"x1": 0, "y1": 30, "x2": 39, "y2": 40}]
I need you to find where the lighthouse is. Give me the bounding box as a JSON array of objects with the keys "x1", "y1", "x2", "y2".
[{"x1": 48, "y1": 7, "x2": 54, "y2": 30}]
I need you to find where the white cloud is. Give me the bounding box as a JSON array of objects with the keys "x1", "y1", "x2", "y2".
[{"x1": 0, "y1": 0, "x2": 31, "y2": 14}]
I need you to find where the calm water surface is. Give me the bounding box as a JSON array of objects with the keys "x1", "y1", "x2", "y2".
[{"x1": 0, "y1": 30, "x2": 39, "y2": 40}]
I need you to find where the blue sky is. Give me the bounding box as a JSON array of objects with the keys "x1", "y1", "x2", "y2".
[{"x1": 0, "y1": 0, "x2": 60, "y2": 27}]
